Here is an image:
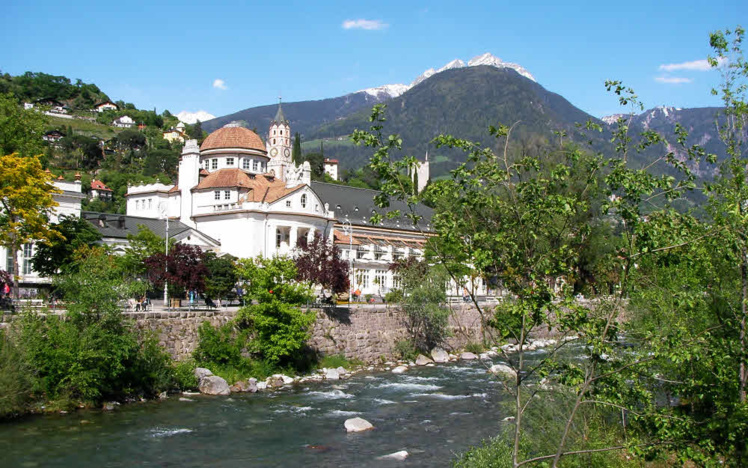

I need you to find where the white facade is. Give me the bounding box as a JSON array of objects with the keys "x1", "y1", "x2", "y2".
[
  {"x1": 324, "y1": 159, "x2": 339, "y2": 181},
  {"x1": 0, "y1": 179, "x2": 85, "y2": 293}
]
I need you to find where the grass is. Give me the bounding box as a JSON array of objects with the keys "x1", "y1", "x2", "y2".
[
  {"x1": 47, "y1": 115, "x2": 123, "y2": 140},
  {"x1": 317, "y1": 354, "x2": 362, "y2": 370}
]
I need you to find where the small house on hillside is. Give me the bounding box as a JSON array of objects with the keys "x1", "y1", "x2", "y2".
[
  {"x1": 95, "y1": 102, "x2": 118, "y2": 113},
  {"x1": 324, "y1": 158, "x2": 339, "y2": 181},
  {"x1": 163, "y1": 128, "x2": 186, "y2": 143},
  {"x1": 112, "y1": 115, "x2": 134, "y2": 128},
  {"x1": 42, "y1": 130, "x2": 65, "y2": 143},
  {"x1": 90, "y1": 180, "x2": 113, "y2": 200}
]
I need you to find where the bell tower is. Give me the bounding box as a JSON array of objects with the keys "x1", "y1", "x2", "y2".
[{"x1": 267, "y1": 98, "x2": 292, "y2": 167}]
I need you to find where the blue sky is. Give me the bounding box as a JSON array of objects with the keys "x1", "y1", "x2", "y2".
[{"x1": 2, "y1": 0, "x2": 745, "y2": 119}]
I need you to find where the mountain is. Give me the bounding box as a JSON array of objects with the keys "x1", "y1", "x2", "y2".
[
  {"x1": 304, "y1": 65, "x2": 598, "y2": 175},
  {"x1": 202, "y1": 91, "x2": 390, "y2": 136},
  {"x1": 203, "y1": 53, "x2": 536, "y2": 134},
  {"x1": 176, "y1": 110, "x2": 216, "y2": 124}
]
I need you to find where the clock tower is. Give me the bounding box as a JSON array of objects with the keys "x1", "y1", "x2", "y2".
[{"x1": 267, "y1": 99, "x2": 292, "y2": 174}]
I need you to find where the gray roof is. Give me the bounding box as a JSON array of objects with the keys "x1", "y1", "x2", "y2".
[
  {"x1": 81, "y1": 211, "x2": 218, "y2": 245},
  {"x1": 310, "y1": 182, "x2": 432, "y2": 232},
  {"x1": 272, "y1": 102, "x2": 288, "y2": 125}
]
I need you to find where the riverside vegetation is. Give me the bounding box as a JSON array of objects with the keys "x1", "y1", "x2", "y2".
[
  {"x1": 1, "y1": 26, "x2": 748, "y2": 468},
  {"x1": 352, "y1": 26, "x2": 748, "y2": 467}
]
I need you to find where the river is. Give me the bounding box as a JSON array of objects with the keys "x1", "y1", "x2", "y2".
[{"x1": 0, "y1": 354, "x2": 541, "y2": 467}]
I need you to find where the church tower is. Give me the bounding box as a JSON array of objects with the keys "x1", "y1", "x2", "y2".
[
  {"x1": 410, "y1": 151, "x2": 430, "y2": 193},
  {"x1": 267, "y1": 100, "x2": 292, "y2": 180}
]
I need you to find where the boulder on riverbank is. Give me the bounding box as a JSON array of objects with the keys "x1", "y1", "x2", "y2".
[
  {"x1": 392, "y1": 365, "x2": 408, "y2": 374},
  {"x1": 415, "y1": 354, "x2": 433, "y2": 366},
  {"x1": 431, "y1": 348, "x2": 449, "y2": 363},
  {"x1": 489, "y1": 364, "x2": 517, "y2": 379},
  {"x1": 460, "y1": 352, "x2": 478, "y2": 360},
  {"x1": 325, "y1": 368, "x2": 341, "y2": 380},
  {"x1": 345, "y1": 417, "x2": 374, "y2": 433},
  {"x1": 199, "y1": 375, "x2": 231, "y2": 395},
  {"x1": 194, "y1": 367, "x2": 213, "y2": 381}
]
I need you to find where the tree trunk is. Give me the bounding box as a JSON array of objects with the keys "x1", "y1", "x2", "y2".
[
  {"x1": 740, "y1": 251, "x2": 747, "y2": 403},
  {"x1": 11, "y1": 243, "x2": 19, "y2": 302}
]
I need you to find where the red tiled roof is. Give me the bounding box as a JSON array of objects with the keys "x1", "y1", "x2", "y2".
[
  {"x1": 201, "y1": 126, "x2": 266, "y2": 152},
  {"x1": 91, "y1": 180, "x2": 112, "y2": 191},
  {"x1": 194, "y1": 169, "x2": 304, "y2": 204}
]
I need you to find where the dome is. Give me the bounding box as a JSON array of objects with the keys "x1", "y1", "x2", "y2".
[{"x1": 200, "y1": 125, "x2": 266, "y2": 152}]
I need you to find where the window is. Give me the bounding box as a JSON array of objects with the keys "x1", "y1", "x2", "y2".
[
  {"x1": 273, "y1": 130, "x2": 276, "y2": 135},
  {"x1": 148, "y1": 198, "x2": 152, "y2": 209},
  {"x1": 359, "y1": 270, "x2": 370, "y2": 289},
  {"x1": 392, "y1": 274, "x2": 402, "y2": 289},
  {"x1": 214, "y1": 191, "x2": 220, "y2": 200},
  {"x1": 286, "y1": 200, "x2": 291, "y2": 208},
  {"x1": 136, "y1": 200, "x2": 140, "y2": 210},
  {"x1": 356, "y1": 245, "x2": 368, "y2": 260},
  {"x1": 226, "y1": 157, "x2": 234, "y2": 166},
  {"x1": 301, "y1": 194, "x2": 307, "y2": 208},
  {"x1": 273, "y1": 139, "x2": 276, "y2": 144},
  {"x1": 374, "y1": 245, "x2": 386, "y2": 260},
  {"x1": 224, "y1": 190, "x2": 230, "y2": 200},
  {"x1": 276, "y1": 229, "x2": 282, "y2": 248},
  {"x1": 253, "y1": 160, "x2": 259, "y2": 172},
  {"x1": 22, "y1": 243, "x2": 33, "y2": 275},
  {"x1": 211, "y1": 159, "x2": 218, "y2": 170},
  {"x1": 280, "y1": 130, "x2": 283, "y2": 135},
  {"x1": 375, "y1": 270, "x2": 388, "y2": 288},
  {"x1": 243, "y1": 158, "x2": 250, "y2": 170},
  {"x1": 5, "y1": 250, "x2": 14, "y2": 275}
]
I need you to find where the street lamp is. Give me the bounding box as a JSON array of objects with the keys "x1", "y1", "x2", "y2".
[
  {"x1": 342, "y1": 217, "x2": 353, "y2": 308},
  {"x1": 158, "y1": 203, "x2": 169, "y2": 310}
]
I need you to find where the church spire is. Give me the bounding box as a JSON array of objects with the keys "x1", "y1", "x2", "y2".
[{"x1": 272, "y1": 97, "x2": 288, "y2": 125}]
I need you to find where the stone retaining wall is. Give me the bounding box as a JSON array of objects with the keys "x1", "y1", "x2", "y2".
[{"x1": 131, "y1": 304, "x2": 488, "y2": 362}]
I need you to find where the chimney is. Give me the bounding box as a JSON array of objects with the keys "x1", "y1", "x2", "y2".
[
  {"x1": 118, "y1": 216, "x2": 126, "y2": 229},
  {"x1": 98, "y1": 214, "x2": 107, "y2": 228}
]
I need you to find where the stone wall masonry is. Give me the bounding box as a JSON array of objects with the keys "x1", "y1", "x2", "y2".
[
  {"x1": 131, "y1": 304, "x2": 489, "y2": 363},
  {"x1": 130, "y1": 310, "x2": 236, "y2": 361},
  {"x1": 308, "y1": 303, "x2": 486, "y2": 363}
]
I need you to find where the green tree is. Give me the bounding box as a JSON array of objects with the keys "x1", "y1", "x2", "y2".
[
  {"x1": 30, "y1": 215, "x2": 102, "y2": 276},
  {"x1": 292, "y1": 132, "x2": 302, "y2": 163},
  {"x1": 235, "y1": 256, "x2": 314, "y2": 365},
  {"x1": 0, "y1": 93, "x2": 46, "y2": 158},
  {"x1": 0, "y1": 153, "x2": 60, "y2": 299},
  {"x1": 203, "y1": 252, "x2": 238, "y2": 301}
]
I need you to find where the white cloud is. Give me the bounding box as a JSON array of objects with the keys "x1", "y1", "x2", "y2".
[
  {"x1": 342, "y1": 19, "x2": 388, "y2": 30},
  {"x1": 659, "y1": 57, "x2": 727, "y2": 72},
  {"x1": 655, "y1": 76, "x2": 693, "y2": 84},
  {"x1": 212, "y1": 79, "x2": 228, "y2": 90}
]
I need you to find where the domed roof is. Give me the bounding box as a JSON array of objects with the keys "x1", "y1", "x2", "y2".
[{"x1": 200, "y1": 125, "x2": 266, "y2": 152}]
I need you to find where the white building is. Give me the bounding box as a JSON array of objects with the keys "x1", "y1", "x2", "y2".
[
  {"x1": 323, "y1": 158, "x2": 339, "y2": 181},
  {"x1": 112, "y1": 115, "x2": 135, "y2": 128},
  {"x1": 124, "y1": 103, "x2": 447, "y2": 296}
]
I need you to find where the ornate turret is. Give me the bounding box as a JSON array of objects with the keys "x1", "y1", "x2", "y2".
[{"x1": 267, "y1": 98, "x2": 293, "y2": 181}]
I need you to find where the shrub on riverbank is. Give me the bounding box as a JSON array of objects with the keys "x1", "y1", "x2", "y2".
[{"x1": 0, "y1": 248, "x2": 196, "y2": 419}]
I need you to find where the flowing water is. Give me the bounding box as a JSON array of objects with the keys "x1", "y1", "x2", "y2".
[{"x1": 0, "y1": 355, "x2": 545, "y2": 467}]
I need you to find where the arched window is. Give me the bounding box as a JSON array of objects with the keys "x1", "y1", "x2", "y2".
[
  {"x1": 301, "y1": 194, "x2": 307, "y2": 208},
  {"x1": 273, "y1": 139, "x2": 276, "y2": 144}
]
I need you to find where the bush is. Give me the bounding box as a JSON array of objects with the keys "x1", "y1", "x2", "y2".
[
  {"x1": 464, "y1": 342, "x2": 485, "y2": 354},
  {"x1": 394, "y1": 339, "x2": 419, "y2": 361},
  {"x1": 384, "y1": 289, "x2": 404, "y2": 303},
  {"x1": 0, "y1": 330, "x2": 33, "y2": 418},
  {"x1": 172, "y1": 360, "x2": 198, "y2": 391},
  {"x1": 238, "y1": 301, "x2": 316, "y2": 365},
  {"x1": 193, "y1": 322, "x2": 245, "y2": 368}
]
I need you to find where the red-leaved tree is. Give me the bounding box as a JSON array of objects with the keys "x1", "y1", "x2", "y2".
[
  {"x1": 295, "y1": 234, "x2": 349, "y2": 294},
  {"x1": 144, "y1": 243, "x2": 209, "y2": 296}
]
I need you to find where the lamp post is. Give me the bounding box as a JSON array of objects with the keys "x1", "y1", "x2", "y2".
[
  {"x1": 159, "y1": 203, "x2": 169, "y2": 310},
  {"x1": 342, "y1": 217, "x2": 353, "y2": 308}
]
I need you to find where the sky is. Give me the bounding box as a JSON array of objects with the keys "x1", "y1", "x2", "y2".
[{"x1": 2, "y1": 0, "x2": 746, "y2": 120}]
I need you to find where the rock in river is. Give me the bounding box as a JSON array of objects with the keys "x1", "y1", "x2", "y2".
[
  {"x1": 431, "y1": 347, "x2": 449, "y2": 363},
  {"x1": 460, "y1": 352, "x2": 478, "y2": 360},
  {"x1": 489, "y1": 364, "x2": 517, "y2": 379},
  {"x1": 345, "y1": 417, "x2": 374, "y2": 433},
  {"x1": 199, "y1": 375, "x2": 231, "y2": 395},
  {"x1": 377, "y1": 450, "x2": 409, "y2": 461},
  {"x1": 415, "y1": 354, "x2": 433, "y2": 366}
]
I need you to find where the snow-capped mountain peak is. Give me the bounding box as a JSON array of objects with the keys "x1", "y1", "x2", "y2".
[
  {"x1": 357, "y1": 83, "x2": 410, "y2": 100},
  {"x1": 601, "y1": 114, "x2": 628, "y2": 125},
  {"x1": 437, "y1": 59, "x2": 466, "y2": 73},
  {"x1": 354, "y1": 53, "x2": 535, "y2": 102},
  {"x1": 176, "y1": 110, "x2": 216, "y2": 124},
  {"x1": 467, "y1": 53, "x2": 535, "y2": 82}
]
